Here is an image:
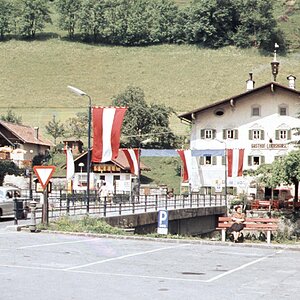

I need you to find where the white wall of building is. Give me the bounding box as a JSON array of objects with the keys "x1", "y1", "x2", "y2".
[{"x1": 188, "y1": 85, "x2": 300, "y2": 194}]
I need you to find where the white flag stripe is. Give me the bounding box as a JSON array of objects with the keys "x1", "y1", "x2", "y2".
[
  {"x1": 102, "y1": 108, "x2": 116, "y2": 162},
  {"x1": 36, "y1": 169, "x2": 53, "y2": 186},
  {"x1": 66, "y1": 148, "x2": 75, "y2": 180},
  {"x1": 128, "y1": 149, "x2": 139, "y2": 175},
  {"x1": 232, "y1": 149, "x2": 240, "y2": 177}
]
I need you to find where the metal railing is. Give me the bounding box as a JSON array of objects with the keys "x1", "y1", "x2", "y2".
[{"x1": 13, "y1": 191, "x2": 227, "y2": 224}]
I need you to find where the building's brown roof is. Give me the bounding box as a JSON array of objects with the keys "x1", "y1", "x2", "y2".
[
  {"x1": 178, "y1": 82, "x2": 300, "y2": 122},
  {"x1": 73, "y1": 149, "x2": 150, "y2": 171},
  {"x1": 0, "y1": 120, "x2": 53, "y2": 147}
]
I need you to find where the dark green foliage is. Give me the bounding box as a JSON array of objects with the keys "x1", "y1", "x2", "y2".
[
  {"x1": 112, "y1": 86, "x2": 180, "y2": 149},
  {"x1": 0, "y1": 0, "x2": 289, "y2": 52},
  {"x1": 14, "y1": 0, "x2": 52, "y2": 38},
  {"x1": 184, "y1": 0, "x2": 239, "y2": 48},
  {"x1": 55, "y1": 0, "x2": 81, "y2": 38},
  {"x1": 32, "y1": 152, "x2": 51, "y2": 166},
  {"x1": 0, "y1": 160, "x2": 21, "y2": 186},
  {"x1": 0, "y1": 0, "x2": 13, "y2": 40},
  {"x1": 0, "y1": 109, "x2": 22, "y2": 124}
]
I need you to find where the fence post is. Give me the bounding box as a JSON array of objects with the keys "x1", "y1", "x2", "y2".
[
  {"x1": 165, "y1": 195, "x2": 167, "y2": 210},
  {"x1": 174, "y1": 194, "x2": 176, "y2": 209},
  {"x1": 132, "y1": 200, "x2": 135, "y2": 214},
  {"x1": 103, "y1": 197, "x2": 107, "y2": 217},
  {"x1": 119, "y1": 203, "x2": 122, "y2": 215},
  {"x1": 190, "y1": 193, "x2": 193, "y2": 208},
  {"x1": 155, "y1": 195, "x2": 158, "y2": 211},
  {"x1": 144, "y1": 195, "x2": 147, "y2": 212},
  {"x1": 13, "y1": 198, "x2": 18, "y2": 225}
]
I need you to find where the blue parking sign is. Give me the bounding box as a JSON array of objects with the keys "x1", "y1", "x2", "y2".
[{"x1": 157, "y1": 210, "x2": 168, "y2": 234}]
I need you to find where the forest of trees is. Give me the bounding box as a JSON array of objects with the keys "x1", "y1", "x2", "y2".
[{"x1": 0, "y1": 0, "x2": 289, "y2": 52}]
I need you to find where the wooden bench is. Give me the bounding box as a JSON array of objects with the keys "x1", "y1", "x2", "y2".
[
  {"x1": 251, "y1": 200, "x2": 279, "y2": 210},
  {"x1": 217, "y1": 216, "x2": 280, "y2": 244}
]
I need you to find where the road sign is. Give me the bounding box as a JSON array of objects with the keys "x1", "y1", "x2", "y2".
[
  {"x1": 33, "y1": 166, "x2": 56, "y2": 190},
  {"x1": 157, "y1": 209, "x2": 168, "y2": 235}
]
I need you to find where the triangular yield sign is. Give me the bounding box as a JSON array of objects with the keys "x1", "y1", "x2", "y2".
[{"x1": 33, "y1": 166, "x2": 56, "y2": 190}]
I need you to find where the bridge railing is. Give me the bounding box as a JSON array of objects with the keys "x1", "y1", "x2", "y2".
[{"x1": 13, "y1": 192, "x2": 227, "y2": 223}]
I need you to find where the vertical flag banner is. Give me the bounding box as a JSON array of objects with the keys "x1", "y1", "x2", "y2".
[
  {"x1": 92, "y1": 107, "x2": 127, "y2": 163},
  {"x1": 177, "y1": 149, "x2": 192, "y2": 182},
  {"x1": 65, "y1": 147, "x2": 75, "y2": 180},
  {"x1": 227, "y1": 148, "x2": 244, "y2": 177},
  {"x1": 122, "y1": 148, "x2": 139, "y2": 176}
]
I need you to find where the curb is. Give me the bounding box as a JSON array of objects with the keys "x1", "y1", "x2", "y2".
[{"x1": 37, "y1": 229, "x2": 300, "y2": 251}]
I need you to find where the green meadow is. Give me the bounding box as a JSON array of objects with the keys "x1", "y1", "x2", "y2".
[{"x1": 2, "y1": 40, "x2": 300, "y2": 137}]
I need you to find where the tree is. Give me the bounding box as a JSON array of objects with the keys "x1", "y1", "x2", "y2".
[
  {"x1": 112, "y1": 86, "x2": 180, "y2": 149},
  {"x1": 233, "y1": 0, "x2": 286, "y2": 52},
  {"x1": 0, "y1": 161, "x2": 21, "y2": 186},
  {"x1": 15, "y1": 0, "x2": 52, "y2": 38},
  {"x1": 55, "y1": 0, "x2": 81, "y2": 39},
  {"x1": 45, "y1": 115, "x2": 65, "y2": 145},
  {"x1": 184, "y1": 0, "x2": 239, "y2": 48},
  {"x1": 64, "y1": 112, "x2": 88, "y2": 140},
  {"x1": 0, "y1": 0, "x2": 13, "y2": 40},
  {"x1": 255, "y1": 151, "x2": 300, "y2": 206},
  {"x1": 0, "y1": 109, "x2": 22, "y2": 124}
]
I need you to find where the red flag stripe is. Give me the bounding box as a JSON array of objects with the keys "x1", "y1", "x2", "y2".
[
  {"x1": 122, "y1": 149, "x2": 139, "y2": 175},
  {"x1": 177, "y1": 150, "x2": 189, "y2": 182}
]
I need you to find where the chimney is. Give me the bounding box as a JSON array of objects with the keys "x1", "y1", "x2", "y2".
[
  {"x1": 34, "y1": 127, "x2": 39, "y2": 139},
  {"x1": 246, "y1": 72, "x2": 255, "y2": 91},
  {"x1": 287, "y1": 75, "x2": 296, "y2": 89}
]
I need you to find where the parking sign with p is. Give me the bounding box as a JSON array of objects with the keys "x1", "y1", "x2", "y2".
[{"x1": 157, "y1": 209, "x2": 168, "y2": 235}]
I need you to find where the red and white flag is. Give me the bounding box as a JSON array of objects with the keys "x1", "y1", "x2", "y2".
[
  {"x1": 122, "y1": 148, "x2": 139, "y2": 176},
  {"x1": 177, "y1": 149, "x2": 192, "y2": 182},
  {"x1": 92, "y1": 107, "x2": 127, "y2": 163},
  {"x1": 227, "y1": 149, "x2": 244, "y2": 177},
  {"x1": 65, "y1": 147, "x2": 75, "y2": 180}
]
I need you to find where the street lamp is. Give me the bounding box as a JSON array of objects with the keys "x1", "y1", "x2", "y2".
[{"x1": 68, "y1": 85, "x2": 92, "y2": 213}]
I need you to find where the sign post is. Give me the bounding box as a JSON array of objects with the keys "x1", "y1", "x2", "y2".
[
  {"x1": 157, "y1": 209, "x2": 168, "y2": 235},
  {"x1": 33, "y1": 166, "x2": 56, "y2": 225}
]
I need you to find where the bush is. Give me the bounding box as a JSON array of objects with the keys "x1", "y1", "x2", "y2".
[{"x1": 43, "y1": 216, "x2": 125, "y2": 235}]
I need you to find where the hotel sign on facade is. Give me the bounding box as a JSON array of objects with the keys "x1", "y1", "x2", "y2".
[{"x1": 251, "y1": 143, "x2": 288, "y2": 149}]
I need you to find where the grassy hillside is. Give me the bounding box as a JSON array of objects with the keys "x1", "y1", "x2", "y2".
[{"x1": 2, "y1": 40, "x2": 300, "y2": 136}]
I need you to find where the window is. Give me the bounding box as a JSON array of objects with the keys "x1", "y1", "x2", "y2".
[
  {"x1": 248, "y1": 156, "x2": 265, "y2": 166},
  {"x1": 223, "y1": 129, "x2": 238, "y2": 140},
  {"x1": 199, "y1": 156, "x2": 217, "y2": 165},
  {"x1": 214, "y1": 109, "x2": 224, "y2": 116},
  {"x1": 279, "y1": 107, "x2": 287, "y2": 116},
  {"x1": 251, "y1": 106, "x2": 260, "y2": 117},
  {"x1": 249, "y1": 129, "x2": 264, "y2": 140},
  {"x1": 200, "y1": 129, "x2": 216, "y2": 140},
  {"x1": 275, "y1": 129, "x2": 291, "y2": 140}
]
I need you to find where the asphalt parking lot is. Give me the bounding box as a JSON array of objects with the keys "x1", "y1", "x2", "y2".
[{"x1": 1, "y1": 226, "x2": 300, "y2": 300}]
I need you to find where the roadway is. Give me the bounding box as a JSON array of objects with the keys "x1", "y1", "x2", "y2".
[{"x1": 0, "y1": 224, "x2": 300, "y2": 300}]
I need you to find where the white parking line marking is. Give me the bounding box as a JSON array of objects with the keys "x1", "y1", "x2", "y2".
[
  {"x1": 206, "y1": 249, "x2": 284, "y2": 283},
  {"x1": 64, "y1": 243, "x2": 190, "y2": 271},
  {"x1": 0, "y1": 263, "x2": 206, "y2": 283},
  {"x1": 17, "y1": 238, "x2": 98, "y2": 249}
]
